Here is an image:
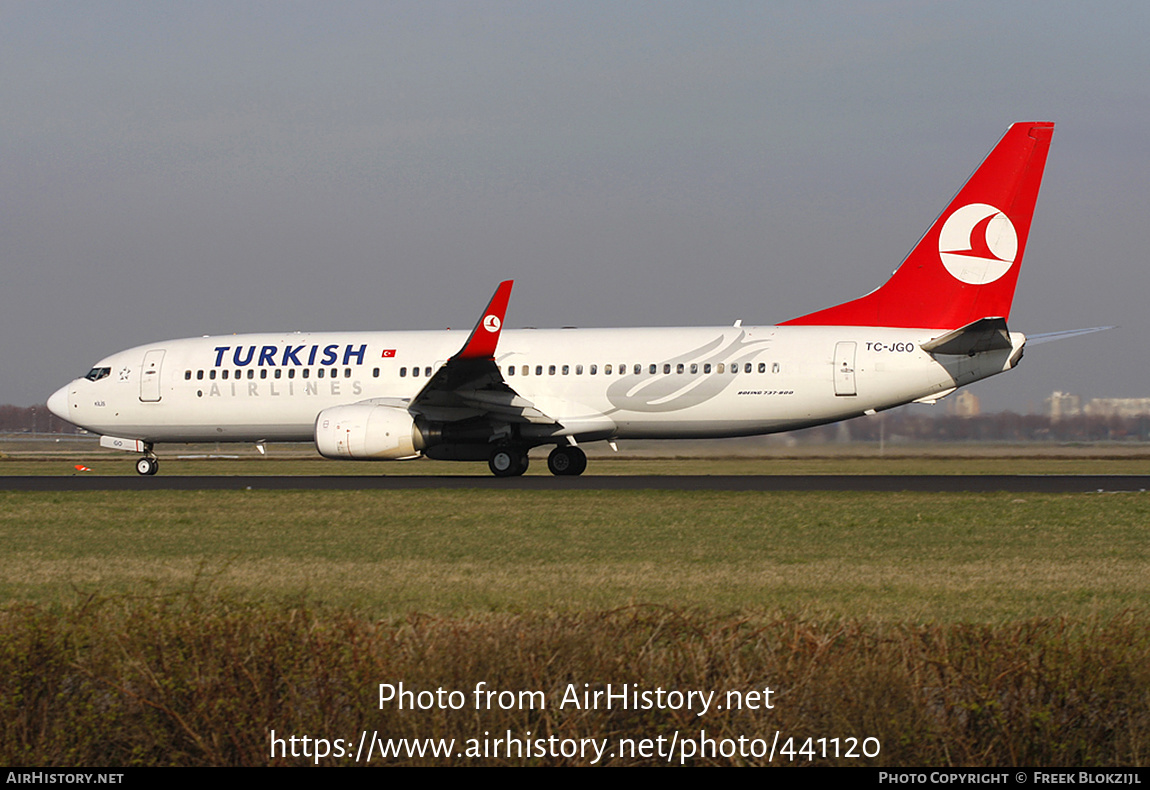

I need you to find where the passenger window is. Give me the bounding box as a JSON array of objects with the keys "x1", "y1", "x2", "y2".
[
  {"x1": 717, "y1": 363, "x2": 725, "y2": 374},
  {"x1": 562, "y1": 365, "x2": 569, "y2": 375},
  {"x1": 773, "y1": 362, "x2": 780, "y2": 373},
  {"x1": 507, "y1": 366, "x2": 514, "y2": 376},
  {"x1": 549, "y1": 365, "x2": 556, "y2": 375},
  {"x1": 222, "y1": 370, "x2": 229, "y2": 380},
  {"x1": 663, "y1": 364, "x2": 671, "y2": 374},
  {"x1": 288, "y1": 369, "x2": 295, "y2": 379},
  {"x1": 425, "y1": 367, "x2": 432, "y2": 377},
  {"x1": 758, "y1": 363, "x2": 766, "y2": 373},
  {"x1": 303, "y1": 369, "x2": 310, "y2": 379},
  {"x1": 372, "y1": 368, "x2": 379, "y2": 378},
  {"x1": 197, "y1": 370, "x2": 204, "y2": 380},
  {"x1": 345, "y1": 368, "x2": 351, "y2": 378},
  {"x1": 604, "y1": 365, "x2": 612, "y2": 375},
  {"x1": 522, "y1": 365, "x2": 529, "y2": 376},
  {"x1": 248, "y1": 370, "x2": 255, "y2": 379},
  {"x1": 576, "y1": 365, "x2": 583, "y2": 375},
  {"x1": 318, "y1": 368, "x2": 325, "y2": 378},
  {"x1": 704, "y1": 363, "x2": 712, "y2": 374},
  {"x1": 210, "y1": 370, "x2": 217, "y2": 380},
  {"x1": 590, "y1": 365, "x2": 597, "y2": 375},
  {"x1": 634, "y1": 364, "x2": 642, "y2": 375},
  {"x1": 745, "y1": 363, "x2": 752, "y2": 373},
  {"x1": 536, "y1": 365, "x2": 543, "y2": 376},
  {"x1": 412, "y1": 367, "x2": 420, "y2": 378},
  {"x1": 690, "y1": 363, "x2": 698, "y2": 374},
  {"x1": 260, "y1": 369, "x2": 267, "y2": 379},
  {"x1": 649, "y1": 364, "x2": 657, "y2": 374},
  {"x1": 275, "y1": 369, "x2": 283, "y2": 379}
]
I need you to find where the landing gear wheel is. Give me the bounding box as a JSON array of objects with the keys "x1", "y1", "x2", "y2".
[
  {"x1": 136, "y1": 457, "x2": 159, "y2": 476},
  {"x1": 488, "y1": 446, "x2": 529, "y2": 478},
  {"x1": 547, "y1": 446, "x2": 587, "y2": 476}
]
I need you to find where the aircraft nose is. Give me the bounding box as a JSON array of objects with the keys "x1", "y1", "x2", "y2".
[{"x1": 47, "y1": 385, "x2": 71, "y2": 422}]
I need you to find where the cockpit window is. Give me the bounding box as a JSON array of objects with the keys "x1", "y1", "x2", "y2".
[{"x1": 84, "y1": 367, "x2": 111, "y2": 382}]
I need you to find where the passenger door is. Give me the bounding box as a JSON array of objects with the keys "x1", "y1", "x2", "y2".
[{"x1": 139, "y1": 349, "x2": 165, "y2": 402}]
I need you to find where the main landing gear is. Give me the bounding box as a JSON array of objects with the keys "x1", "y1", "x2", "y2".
[
  {"x1": 135, "y1": 455, "x2": 159, "y2": 476},
  {"x1": 547, "y1": 445, "x2": 587, "y2": 476},
  {"x1": 488, "y1": 446, "x2": 530, "y2": 478},
  {"x1": 486, "y1": 445, "x2": 588, "y2": 477}
]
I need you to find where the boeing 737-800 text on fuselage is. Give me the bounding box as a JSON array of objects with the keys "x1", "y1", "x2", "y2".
[{"x1": 48, "y1": 122, "x2": 1055, "y2": 477}]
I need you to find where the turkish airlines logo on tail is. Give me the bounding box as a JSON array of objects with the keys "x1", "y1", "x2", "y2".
[
  {"x1": 483, "y1": 315, "x2": 501, "y2": 333},
  {"x1": 938, "y1": 203, "x2": 1018, "y2": 285}
]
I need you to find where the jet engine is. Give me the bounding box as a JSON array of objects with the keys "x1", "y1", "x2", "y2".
[{"x1": 314, "y1": 403, "x2": 422, "y2": 460}]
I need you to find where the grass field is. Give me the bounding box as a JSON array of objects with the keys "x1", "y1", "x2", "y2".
[
  {"x1": 5, "y1": 435, "x2": 1150, "y2": 475},
  {"x1": 3, "y1": 445, "x2": 1148, "y2": 765},
  {"x1": 2, "y1": 487, "x2": 1147, "y2": 621}
]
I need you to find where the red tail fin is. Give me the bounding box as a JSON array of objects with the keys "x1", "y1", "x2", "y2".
[{"x1": 782, "y1": 122, "x2": 1054, "y2": 329}]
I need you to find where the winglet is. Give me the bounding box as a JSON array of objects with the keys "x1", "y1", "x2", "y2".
[{"x1": 455, "y1": 280, "x2": 514, "y2": 359}]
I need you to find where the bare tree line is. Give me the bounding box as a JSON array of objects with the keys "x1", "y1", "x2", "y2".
[{"x1": 0, "y1": 405, "x2": 84, "y2": 434}]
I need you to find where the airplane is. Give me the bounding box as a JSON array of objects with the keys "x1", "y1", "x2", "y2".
[{"x1": 48, "y1": 121, "x2": 1058, "y2": 477}]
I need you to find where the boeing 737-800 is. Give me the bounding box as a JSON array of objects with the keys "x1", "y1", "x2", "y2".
[{"x1": 48, "y1": 122, "x2": 1055, "y2": 477}]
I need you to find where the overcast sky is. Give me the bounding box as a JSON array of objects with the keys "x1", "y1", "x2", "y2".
[{"x1": 3, "y1": 1, "x2": 1147, "y2": 413}]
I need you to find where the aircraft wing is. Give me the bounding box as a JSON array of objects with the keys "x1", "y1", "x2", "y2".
[{"x1": 407, "y1": 280, "x2": 559, "y2": 425}]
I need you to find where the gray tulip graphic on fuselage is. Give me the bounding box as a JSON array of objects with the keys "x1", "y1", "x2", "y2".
[{"x1": 604, "y1": 331, "x2": 771, "y2": 413}]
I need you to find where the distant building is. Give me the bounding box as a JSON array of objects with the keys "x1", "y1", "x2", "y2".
[
  {"x1": 1045, "y1": 391, "x2": 1150, "y2": 421},
  {"x1": 1084, "y1": 398, "x2": 1150, "y2": 419},
  {"x1": 1046, "y1": 391, "x2": 1081, "y2": 421},
  {"x1": 947, "y1": 390, "x2": 981, "y2": 417}
]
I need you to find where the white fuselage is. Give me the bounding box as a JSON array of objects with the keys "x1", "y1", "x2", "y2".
[{"x1": 52, "y1": 324, "x2": 1023, "y2": 446}]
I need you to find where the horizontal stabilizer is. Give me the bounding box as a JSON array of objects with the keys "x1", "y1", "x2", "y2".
[
  {"x1": 1026, "y1": 326, "x2": 1115, "y2": 346},
  {"x1": 920, "y1": 317, "x2": 1013, "y2": 355}
]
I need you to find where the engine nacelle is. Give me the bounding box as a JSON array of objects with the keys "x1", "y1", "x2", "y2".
[{"x1": 314, "y1": 403, "x2": 421, "y2": 460}]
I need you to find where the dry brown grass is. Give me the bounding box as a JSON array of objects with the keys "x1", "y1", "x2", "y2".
[{"x1": 2, "y1": 595, "x2": 1147, "y2": 766}]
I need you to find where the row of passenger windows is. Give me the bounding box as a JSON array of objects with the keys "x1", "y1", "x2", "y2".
[
  {"x1": 186, "y1": 367, "x2": 356, "y2": 381},
  {"x1": 394, "y1": 362, "x2": 780, "y2": 377},
  {"x1": 498, "y1": 361, "x2": 780, "y2": 377},
  {"x1": 185, "y1": 361, "x2": 783, "y2": 382}
]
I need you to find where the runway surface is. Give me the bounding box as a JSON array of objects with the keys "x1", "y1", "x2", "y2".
[{"x1": 2, "y1": 475, "x2": 1148, "y2": 492}]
